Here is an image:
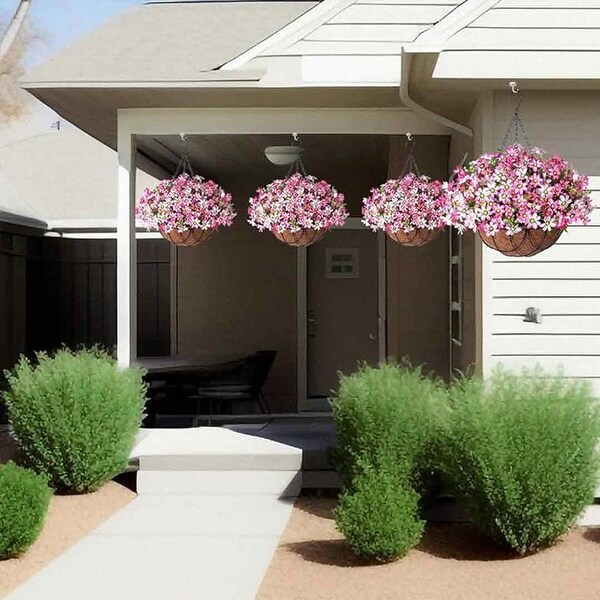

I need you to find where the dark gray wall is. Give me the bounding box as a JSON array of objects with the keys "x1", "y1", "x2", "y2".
[
  {"x1": 0, "y1": 224, "x2": 171, "y2": 374},
  {"x1": 0, "y1": 226, "x2": 28, "y2": 373}
]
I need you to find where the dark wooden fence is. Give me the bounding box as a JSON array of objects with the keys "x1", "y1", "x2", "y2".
[{"x1": 0, "y1": 222, "x2": 170, "y2": 374}]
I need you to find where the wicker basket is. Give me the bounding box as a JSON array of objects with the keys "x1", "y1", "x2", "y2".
[
  {"x1": 479, "y1": 228, "x2": 562, "y2": 257},
  {"x1": 160, "y1": 228, "x2": 214, "y2": 247},
  {"x1": 273, "y1": 229, "x2": 326, "y2": 247},
  {"x1": 386, "y1": 228, "x2": 441, "y2": 247}
]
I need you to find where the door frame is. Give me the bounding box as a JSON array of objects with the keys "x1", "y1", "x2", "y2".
[{"x1": 297, "y1": 217, "x2": 387, "y2": 411}]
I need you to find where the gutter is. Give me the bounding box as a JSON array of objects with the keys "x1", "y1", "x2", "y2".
[{"x1": 400, "y1": 48, "x2": 473, "y2": 138}]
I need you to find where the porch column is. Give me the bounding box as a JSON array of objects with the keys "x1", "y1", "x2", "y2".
[{"x1": 117, "y1": 125, "x2": 137, "y2": 368}]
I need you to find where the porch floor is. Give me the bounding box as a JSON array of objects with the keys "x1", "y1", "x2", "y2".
[{"x1": 228, "y1": 416, "x2": 340, "y2": 488}]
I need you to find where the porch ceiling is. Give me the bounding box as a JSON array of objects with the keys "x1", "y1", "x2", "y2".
[{"x1": 137, "y1": 133, "x2": 392, "y2": 185}]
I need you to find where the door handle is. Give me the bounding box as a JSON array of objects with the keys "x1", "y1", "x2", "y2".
[{"x1": 308, "y1": 309, "x2": 317, "y2": 337}]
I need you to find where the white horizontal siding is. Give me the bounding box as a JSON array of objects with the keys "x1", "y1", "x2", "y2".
[
  {"x1": 493, "y1": 297, "x2": 600, "y2": 315},
  {"x1": 493, "y1": 260, "x2": 600, "y2": 279},
  {"x1": 485, "y1": 91, "x2": 600, "y2": 394},
  {"x1": 491, "y1": 335, "x2": 600, "y2": 355},
  {"x1": 558, "y1": 225, "x2": 600, "y2": 244},
  {"x1": 492, "y1": 315, "x2": 600, "y2": 334},
  {"x1": 488, "y1": 356, "x2": 600, "y2": 377},
  {"x1": 491, "y1": 244, "x2": 600, "y2": 262},
  {"x1": 493, "y1": 279, "x2": 600, "y2": 297}
]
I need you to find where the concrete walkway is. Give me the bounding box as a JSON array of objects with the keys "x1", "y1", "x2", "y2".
[{"x1": 7, "y1": 428, "x2": 302, "y2": 600}]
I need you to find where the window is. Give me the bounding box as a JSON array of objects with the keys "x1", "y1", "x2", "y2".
[{"x1": 326, "y1": 248, "x2": 359, "y2": 279}]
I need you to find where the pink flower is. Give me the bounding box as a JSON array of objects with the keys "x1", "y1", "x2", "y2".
[
  {"x1": 136, "y1": 173, "x2": 235, "y2": 232},
  {"x1": 362, "y1": 173, "x2": 450, "y2": 233},
  {"x1": 445, "y1": 144, "x2": 593, "y2": 235},
  {"x1": 248, "y1": 173, "x2": 348, "y2": 233}
]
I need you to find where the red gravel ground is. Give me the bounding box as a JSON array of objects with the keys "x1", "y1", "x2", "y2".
[
  {"x1": 0, "y1": 482, "x2": 135, "y2": 597},
  {"x1": 257, "y1": 497, "x2": 600, "y2": 600}
]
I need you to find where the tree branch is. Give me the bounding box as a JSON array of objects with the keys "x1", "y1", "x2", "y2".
[{"x1": 0, "y1": 0, "x2": 32, "y2": 62}]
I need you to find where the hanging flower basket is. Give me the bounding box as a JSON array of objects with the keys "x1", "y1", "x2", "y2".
[
  {"x1": 273, "y1": 229, "x2": 326, "y2": 247},
  {"x1": 248, "y1": 173, "x2": 348, "y2": 247},
  {"x1": 136, "y1": 173, "x2": 235, "y2": 247},
  {"x1": 159, "y1": 228, "x2": 214, "y2": 247},
  {"x1": 362, "y1": 173, "x2": 449, "y2": 247},
  {"x1": 386, "y1": 228, "x2": 441, "y2": 247},
  {"x1": 479, "y1": 228, "x2": 563, "y2": 257},
  {"x1": 446, "y1": 144, "x2": 592, "y2": 257}
]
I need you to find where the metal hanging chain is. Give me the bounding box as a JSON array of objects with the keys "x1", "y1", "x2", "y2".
[
  {"x1": 286, "y1": 133, "x2": 308, "y2": 178},
  {"x1": 401, "y1": 136, "x2": 421, "y2": 177},
  {"x1": 286, "y1": 155, "x2": 308, "y2": 178},
  {"x1": 498, "y1": 95, "x2": 531, "y2": 151},
  {"x1": 174, "y1": 133, "x2": 196, "y2": 177}
]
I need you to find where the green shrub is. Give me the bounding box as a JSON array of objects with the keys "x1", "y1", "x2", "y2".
[
  {"x1": 332, "y1": 361, "x2": 447, "y2": 491},
  {"x1": 442, "y1": 367, "x2": 600, "y2": 554},
  {"x1": 335, "y1": 464, "x2": 425, "y2": 562},
  {"x1": 3, "y1": 348, "x2": 146, "y2": 493},
  {"x1": 0, "y1": 462, "x2": 52, "y2": 559}
]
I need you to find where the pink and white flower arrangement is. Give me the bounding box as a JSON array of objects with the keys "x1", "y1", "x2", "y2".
[
  {"x1": 136, "y1": 173, "x2": 235, "y2": 233},
  {"x1": 248, "y1": 173, "x2": 348, "y2": 233},
  {"x1": 445, "y1": 144, "x2": 592, "y2": 236},
  {"x1": 362, "y1": 173, "x2": 450, "y2": 233}
]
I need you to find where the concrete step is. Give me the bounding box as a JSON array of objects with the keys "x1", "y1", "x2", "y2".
[
  {"x1": 137, "y1": 469, "x2": 302, "y2": 496},
  {"x1": 131, "y1": 427, "x2": 302, "y2": 472},
  {"x1": 579, "y1": 504, "x2": 600, "y2": 526}
]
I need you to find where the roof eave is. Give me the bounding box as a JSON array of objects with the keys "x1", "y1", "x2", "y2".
[
  {"x1": 21, "y1": 69, "x2": 266, "y2": 90},
  {"x1": 0, "y1": 210, "x2": 48, "y2": 231}
]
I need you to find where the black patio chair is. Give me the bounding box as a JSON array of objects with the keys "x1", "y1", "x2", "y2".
[
  {"x1": 189, "y1": 350, "x2": 277, "y2": 424},
  {"x1": 143, "y1": 359, "x2": 246, "y2": 427}
]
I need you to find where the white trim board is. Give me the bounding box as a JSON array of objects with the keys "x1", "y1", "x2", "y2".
[
  {"x1": 116, "y1": 107, "x2": 449, "y2": 380},
  {"x1": 433, "y1": 50, "x2": 600, "y2": 79},
  {"x1": 119, "y1": 108, "x2": 452, "y2": 137}
]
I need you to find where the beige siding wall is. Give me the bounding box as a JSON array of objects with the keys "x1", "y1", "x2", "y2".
[
  {"x1": 176, "y1": 135, "x2": 453, "y2": 408},
  {"x1": 481, "y1": 90, "x2": 600, "y2": 395},
  {"x1": 386, "y1": 135, "x2": 451, "y2": 379},
  {"x1": 176, "y1": 177, "x2": 299, "y2": 412}
]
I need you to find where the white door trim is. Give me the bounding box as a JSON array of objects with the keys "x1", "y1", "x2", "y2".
[{"x1": 297, "y1": 220, "x2": 387, "y2": 411}]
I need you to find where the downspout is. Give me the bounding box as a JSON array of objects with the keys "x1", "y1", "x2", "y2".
[{"x1": 400, "y1": 48, "x2": 473, "y2": 138}]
